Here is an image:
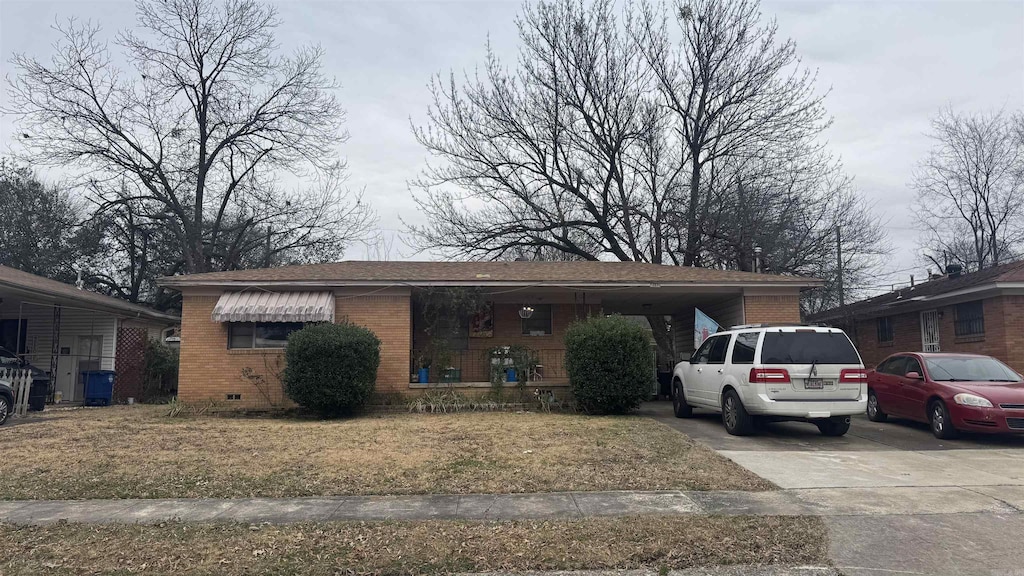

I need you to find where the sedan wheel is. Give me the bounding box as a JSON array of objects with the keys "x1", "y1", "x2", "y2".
[
  {"x1": 0, "y1": 396, "x2": 9, "y2": 426},
  {"x1": 867, "y1": 390, "x2": 888, "y2": 422},
  {"x1": 929, "y1": 400, "x2": 959, "y2": 440}
]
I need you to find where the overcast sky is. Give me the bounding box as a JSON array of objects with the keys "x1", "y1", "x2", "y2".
[{"x1": 2, "y1": 0, "x2": 1022, "y2": 291}]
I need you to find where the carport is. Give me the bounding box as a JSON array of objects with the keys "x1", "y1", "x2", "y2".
[{"x1": 0, "y1": 265, "x2": 178, "y2": 404}]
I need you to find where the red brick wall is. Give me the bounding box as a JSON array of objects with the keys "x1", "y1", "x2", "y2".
[
  {"x1": 845, "y1": 295, "x2": 1021, "y2": 372},
  {"x1": 744, "y1": 295, "x2": 802, "y2": 324}
]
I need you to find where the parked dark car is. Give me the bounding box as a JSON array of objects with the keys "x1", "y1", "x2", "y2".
[
  {"x1": 0, "y1": 379, "x2": 12, "y2": 425},
  {"x1": 0, "y1": 345, "x2": 50, "y2": 383},
  {"x1": 867, "y1": 352, "x2": 1024, "y2": 439}
]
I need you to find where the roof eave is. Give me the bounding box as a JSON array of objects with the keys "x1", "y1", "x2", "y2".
[
  {"x1": 0, "y1": 281, "x2": 179, "y2": 323},
  {"x1": 159, "y1": 278, "x2": 822, "y2": 290}
]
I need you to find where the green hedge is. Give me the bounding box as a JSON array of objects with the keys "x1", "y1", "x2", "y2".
[
  {"x1": 283, "y1": 322, "x2": 381, "y2": 415},
  {"x1": 564, "y1": 315, "x2": 654, "y2": 414}
]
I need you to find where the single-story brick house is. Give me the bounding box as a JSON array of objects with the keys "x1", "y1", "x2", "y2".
[
  {"x1": 0, "y1": 265, "x2": 179, "y2": 403},
  {"x1": 158, "y1": 260, "x2": 820, "y2": 409},
  {"x1": 809, "y1": 261, "x2": 1024, "y2": 373}
]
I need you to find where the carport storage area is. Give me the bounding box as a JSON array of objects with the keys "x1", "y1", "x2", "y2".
[{"x1": 0, "y1": 265, "x2": 178, "y2": 405}]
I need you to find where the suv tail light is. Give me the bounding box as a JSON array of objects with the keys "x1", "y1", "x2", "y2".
[
  {"x1": 839, "y1": 368, "x2": 868, "y2": 383},
  {"x1": 749, "y1": 368, "x2": 791, "y2": 383}
]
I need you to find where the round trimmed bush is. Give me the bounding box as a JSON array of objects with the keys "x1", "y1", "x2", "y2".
[
  {"x1": 283, "y1": 322, "x2": 381, "y2": 415},
  {"x1": 564, "y1": 315, "x2": 654, "y2": 414}
]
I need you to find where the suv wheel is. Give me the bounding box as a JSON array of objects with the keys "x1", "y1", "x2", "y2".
[
  {"x1": 817, "y1": 416, "x2": 851, "y2": 437},
  {"x1": 0, "y1": 395, "x2": 10, "y2": 426},
  {"x1": 929, "y1": 400, "x2": 959, "y2": 440},
  {"x1": 672, "y1": 380, "x2": 693, "y2": 418},
  {"x1": 867, "y1": 390, "x2": 888, "y2": 422},
  {"x1": 721, "y1": 389, "x2": 754, "y2": 436}
]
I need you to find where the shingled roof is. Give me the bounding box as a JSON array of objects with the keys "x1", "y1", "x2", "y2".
[
  {"x1": 0, "y1": 265, "x2": 179, "y2": 322},
  {"x1": 809, "y1": 260, "x2": 1024, "y2": 322},
  {"x1": 159, "y1": 260, "x2": 820, "y2": 288}
]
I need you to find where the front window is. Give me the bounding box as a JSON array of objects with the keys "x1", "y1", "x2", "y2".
[
  {"x1": 924, "y1": 356, "x2": 1021, "y2": 382},
  {"x1": 876, "y1": 317, "x2": 894, "y2": 343},
  {"x1": 760, "y1": 331, "x2": 861, "y2": 364},
  {"x1": 954, "y1": 301, "x2": 985, "y2": 337},
  {"x1": 228, "y1": 322, "x2": 305, "y2": 349},
  {"x1": 521, "y1": 304, "x2": 552, "y2": 335}
]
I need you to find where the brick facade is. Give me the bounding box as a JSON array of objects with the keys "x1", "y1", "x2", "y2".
[
  {"x1": 744, "y1": 295, "x2": 802, "y2": 324},
  {"x1": 177, "y1": 290, "x2": 413, "y2": 408},
  {"x1": 177, "y1": 285, "x2": 807, "y2": 409},
  {"x1": 843, "y1": 295, "x2": 1024, "y2": 373}
]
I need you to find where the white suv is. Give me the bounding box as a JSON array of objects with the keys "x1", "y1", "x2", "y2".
[{"x1": 671, "y1": 325, "x2": 867, "y2": 436}]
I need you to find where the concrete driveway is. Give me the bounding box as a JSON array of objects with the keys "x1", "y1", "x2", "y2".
[
  {"x1": 641, "y1": 402, "x2": 1024, "y2": 489},
  {"x1": 642, "y1": 402, "x2": 1024, "y2": 576}
]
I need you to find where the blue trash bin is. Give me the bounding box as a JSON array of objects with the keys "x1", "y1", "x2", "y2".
[{"x1": 81, "y1": 370, "x2": 115, "y2": 406}]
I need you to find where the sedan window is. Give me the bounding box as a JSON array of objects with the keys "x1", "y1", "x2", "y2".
[{"x1": 924, "y1": 356, "x2": 1022, "y2": 382}]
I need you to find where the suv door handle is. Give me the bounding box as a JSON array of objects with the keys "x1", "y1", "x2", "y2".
[
  {"x1": 717, "y1": 369, "x2": 724, "y2": 374},
  {"x1": 696, "y1": 367, "x2": 703, "y2": 373}
]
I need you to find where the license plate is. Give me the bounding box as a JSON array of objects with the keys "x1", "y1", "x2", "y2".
[{"x1": 805, "y1": 378, "x2": 825, "y2": 390}]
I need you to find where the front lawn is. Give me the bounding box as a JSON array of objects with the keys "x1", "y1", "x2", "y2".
[
  {"x1": 0, "y1": 515, "x2": 826, "y2": 575},
  {"x1": 0, "y1": 405, "x2": 771, "y2": 499}
]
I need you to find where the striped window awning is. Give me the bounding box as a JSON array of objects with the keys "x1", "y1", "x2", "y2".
[{"x1": 211, "y1": 291, "x2": 335, "y2": 323}]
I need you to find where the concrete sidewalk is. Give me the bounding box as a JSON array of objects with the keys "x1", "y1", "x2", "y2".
[{"x1": 1, "y1": 485, "x2": 1021, "y2": 525}]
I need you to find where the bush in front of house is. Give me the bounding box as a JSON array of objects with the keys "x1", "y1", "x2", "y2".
[
  {"x1": 283, "y1": 322, "x2": 381, "y2": 415},
  {"x1": 564, "y1": 315, "x2": 654, "y2": 415}
]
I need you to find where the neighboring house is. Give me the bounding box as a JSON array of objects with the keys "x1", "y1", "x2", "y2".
[
  {"x1": 809, "y1": 261, "x2": 1024, "y2": 373},
  {"x1": 159, "y1": 260, "x2": 820, "y2": 410},
  {"x1": 0, "y1": 265, "x2": 180, "y2": 403}
]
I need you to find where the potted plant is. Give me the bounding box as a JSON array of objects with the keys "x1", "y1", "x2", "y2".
[{"x1": 415, "y1": 349, "x2": 432, "y2": 384}]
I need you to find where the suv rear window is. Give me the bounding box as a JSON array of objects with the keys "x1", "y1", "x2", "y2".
[{"x1": 760, "y1": 332, "x2": 860, "y2": 365}]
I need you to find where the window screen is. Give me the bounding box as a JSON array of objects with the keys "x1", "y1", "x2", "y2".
[{"x1": 521, "y1": 304, "x2": 553, "y2": 335}]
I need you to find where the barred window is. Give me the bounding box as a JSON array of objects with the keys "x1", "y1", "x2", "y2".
[
  {"x1": 954, "y1": 301, "x2": 984, "y2": 337},
  {"x1": 876, "y1": 317, "x2": 894, "y2": 343}
]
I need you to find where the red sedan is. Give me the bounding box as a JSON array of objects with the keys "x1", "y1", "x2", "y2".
[{"x1": 867, "y1": 352, "x2": 1024, "y2": 439}]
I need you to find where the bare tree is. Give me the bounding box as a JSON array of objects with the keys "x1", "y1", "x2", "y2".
[
  {"x1": 6, "y1": 0, "x2": 373, "y2": 287},
  {"x1": 409, "y1": 0, "x2": 887, "y2": 326},
  {"x1": 411, "y1": 0, "x2": 677, "y2": 265},
  {"x1": 636, "y1": 0, "x2": 831, "y2": 267},
  {"x1": 914, "y1": 108, "x2": 1024, "y2": 272}
]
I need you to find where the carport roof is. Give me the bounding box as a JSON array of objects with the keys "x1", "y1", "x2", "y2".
[
  {"x1": 159, "y1": 260, "x2": 822, "y2": 289},
  {"x1": 0, "y1": 265, "x2": 179, "y2": 322}
]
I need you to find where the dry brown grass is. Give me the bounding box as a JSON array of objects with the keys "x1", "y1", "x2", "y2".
[
  {"x1": 0, "y1": 405, "x2": 771, "y2": 500},
  {"x1": 0, "y1": 515, "x2": 827, "y2": 575}
]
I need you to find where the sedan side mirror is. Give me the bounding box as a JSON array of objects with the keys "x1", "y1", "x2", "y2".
[{"x1": 904, "y1": 371, "x2": 922, "y2": 380}]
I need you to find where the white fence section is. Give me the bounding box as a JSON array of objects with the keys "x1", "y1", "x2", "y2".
[{"x1": 1, "y1": 368, "x2": 32, "y2": 416}]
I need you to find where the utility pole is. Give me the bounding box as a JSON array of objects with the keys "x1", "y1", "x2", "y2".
[{"x1": 836, "y1": 225, "x2": 844, "y2": 307}]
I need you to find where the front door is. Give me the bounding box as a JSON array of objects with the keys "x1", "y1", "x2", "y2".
[{"x1": 920, "y1": 310, "x2": 940, "y2": 352}]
